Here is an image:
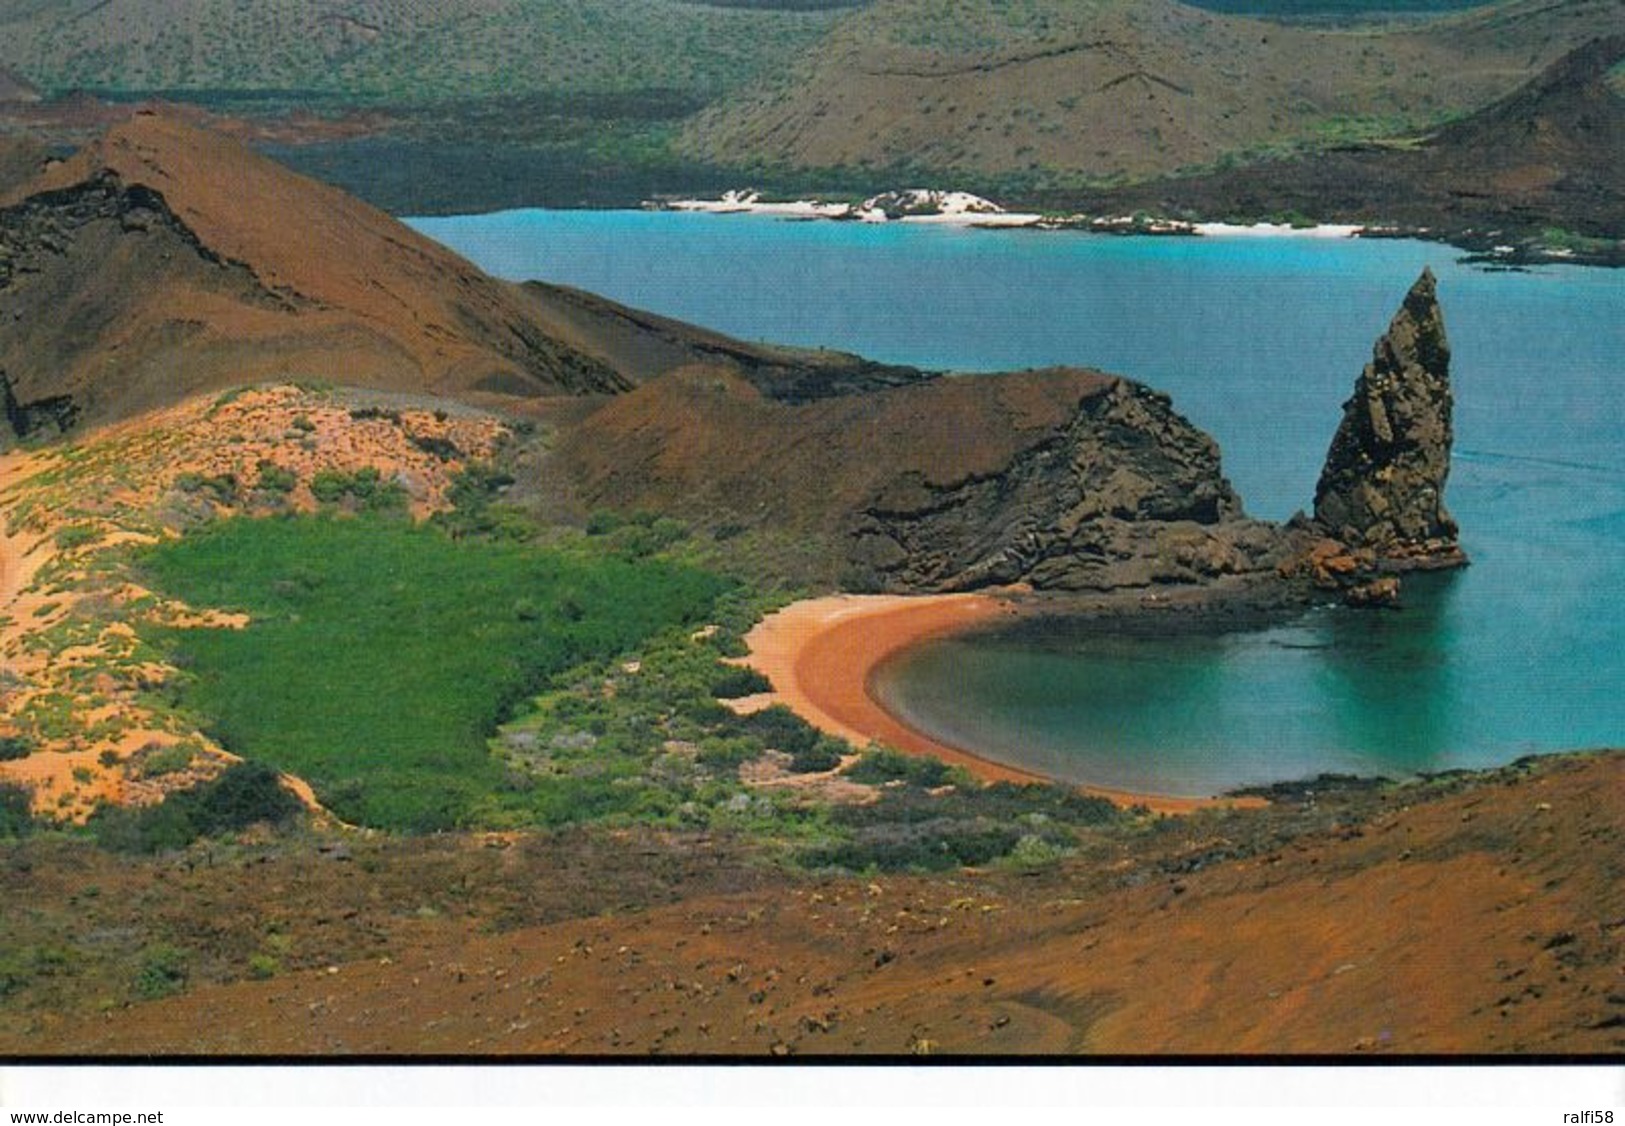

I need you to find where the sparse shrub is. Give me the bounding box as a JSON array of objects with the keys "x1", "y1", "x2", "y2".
[
  {"x1": 348, "y1": 407, "x2": 402, "y2": 424},
  {"x1": 89, "y1": 798, "x2": 196, "y2": 854},
  {"x1": 289, "y1": 414, "x2": 316, "y2": 433},
  {"x1": 0, "y1": 944, "x2": 75, "y2": 999},
  {"x1": 788, "y1": 735, "x2": 846, "y2": 774},
  {"x1": 742, "y1": 704, "x2": 819, "y2": 756},
  {"x1": 612, "y1": 516, "x2": 688, "y2": 559},
  {"x1": 90, "y1": 761, "x2": 302, "y2": 852},
  {"x1": 434, "y1": 463, "x2": 528, "y2": 540},
  {"x1": 585, "y1": 509, "x2": 623, "y2": 536},
  {"x1": 255, "y1": 460, "x2": 297, "y2": 495},
  {"x1": 186, "y1": 761, "x2": 303, "y2": 836},
  {"x1": 308, "y1": 468, "x2": 353, "y2": 504},
  {"x1": 0, "y1": 782, "x2": 35, "y2": 839},
  {"x1": 133, "y1": 742, "x2": 195, "y2": 779},
  {"x1": 696, "y1": 735, "x2": 762, "y2": 772},
  {"x1": 843, "y1": 746, "x2": 954, "y2": 789},
  {"x1": 1002, "y1": 833, "x2": 1073, "y2": 871},
  {"x1": 247, "y1": 953, "x2": 280, "y2": 980},
  {"x1": 133, "y1": 944, "x2": 189, "y2": 1000},
  {"x1": 310, "y1": 467, "x2": 407, "y2": 513},
  {"x1": 711, "y1": 665, "x2": 771, "y2": 699},
  {"x1": 801, "y1": 820, "x2": 1024, "y2": 873},
  {"x1": 0, "y1": 736, "x2": 32, "y2": 762},
  {"x1": 409, "y1": 433, "x2": 462, "y2": 461},
  {"x1": 173, "y1": 472, "x2": 239, "y2": 504},
  {"x1": 971, "y1": 782, "x2": 1119, "y2": 827},
  {"x1": 54, "y1": 524, "x2": 101, "y2": 551}
]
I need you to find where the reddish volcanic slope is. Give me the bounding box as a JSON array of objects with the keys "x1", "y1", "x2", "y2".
[
  {"x1": 0, "y1": 110, "x2": 630, "y2": 429},
  {"x1": 10, "y1": 751, "x2": 1620, "y2": 1056}
]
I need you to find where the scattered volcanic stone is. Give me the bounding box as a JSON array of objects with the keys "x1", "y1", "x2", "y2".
[{"x1": 1312, "y1": 267, "x2": 1466, "y2": 571}]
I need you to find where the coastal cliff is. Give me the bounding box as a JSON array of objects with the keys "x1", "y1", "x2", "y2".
[{"x1": 847, "y1": 377, "x2": 1281, "y2": 592}]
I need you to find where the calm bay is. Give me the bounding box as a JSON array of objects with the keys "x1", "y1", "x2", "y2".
[{"x1": 410, "y1": 209, "x2": 1625, "y2": 794}]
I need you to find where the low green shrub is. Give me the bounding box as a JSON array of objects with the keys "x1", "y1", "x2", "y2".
[
  {"x1": 173, "y1": 472, "x2": 240, "y2": 504},
  {"x1": 842, "y1": 746, "x2": 956, "y2": 789},
  {"x1": 742, "y1": 704, "x2": 820, "y2": 756},
  {"x1": 89, "y1": 761, "x2": 303, "y2": 852},
  {"x1": 801, "y1": 819, "x2": 1025, "y2": 873},
  {"x1": 789, "y1": 735, "x2": 846, "y2": 774},
  {"x1": 309, "y1": 467, "x2": 406, "y2": 512},
  {"x1": 54, "y1": 524, "x2": 102, "y2": 551},
  {"x1": 133, "y1": 743, "x2": 195, "y2": 779},
  {"x1": 0, "y1": 782, "x2": 35, "y2": 838},
  {"x1": 136, "y1": 514, "x2": 728, "y2": 831},
  {"x1": 711, "y1": 665, "x2": 772, "y2": 699},
  {"x1": 695, "y1": 735, "x2": 763, "y2": 772},
  {"x1": 133, "y1": 944, "x2": 189, "y2": 1000},
  {"x1": 255, "y1": 460, "x2": 298, "y2": 495}
]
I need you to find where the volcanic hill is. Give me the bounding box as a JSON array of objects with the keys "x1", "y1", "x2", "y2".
[
  {"x1": 677, "y1": 0, "x2": 1624, "y2": 182},
  {"x1": 0, "y1": 111, "x2": 645, "y2": 432},
  {"x1": 0, "y1": 0, "x2": 842, "y2": 104},
  {"x1": 1072, "y1": 33, "x2": 1625, "y2": 248},
  {"x1": 554, "y1": 364, "x2": 1284, "y2": 593}
]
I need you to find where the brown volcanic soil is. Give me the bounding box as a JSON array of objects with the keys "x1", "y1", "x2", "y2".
[
  {"x1": 0, "y1": 109, "x2": 966, "y2": 438},
  {"x1": 678, "y1": 0, "x2": 1624, "y2": 184},
  {"x1": 5, "y1": 750, "x2": 1619, "y2": 1055},
  {"x1": 558, "y1": 364, "x2": 1111, "y2": 527},
  {"x1": 0, "y1": 110, "x2": 634, "y2": 434}
]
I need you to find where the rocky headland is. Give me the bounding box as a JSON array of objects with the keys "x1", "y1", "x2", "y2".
[{"x1": 556, "y1": 265, "x2": 1461, "y2": 611}]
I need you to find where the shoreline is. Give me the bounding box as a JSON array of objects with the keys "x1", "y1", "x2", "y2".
[
  {"x1": 739, "y1": 593, "x2": 1263, "y2": 815},
  {"x1": 656, "y1": 190, "x2": 1363, "y2": 239}
]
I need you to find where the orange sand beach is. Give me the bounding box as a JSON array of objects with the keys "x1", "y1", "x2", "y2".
[{"x1": 740, "y1": 593, "x2": 1261, "y2": 814}]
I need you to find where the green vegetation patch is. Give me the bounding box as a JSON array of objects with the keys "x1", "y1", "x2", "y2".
[{"x1": 135, "y1": 514, "x2": 728, "y2": 831}]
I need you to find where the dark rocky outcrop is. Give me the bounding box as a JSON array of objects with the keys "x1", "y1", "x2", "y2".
[
  {"x1": 848, "y1": 378, "x2": 1280, "y2": 592},
  {"x1": 1312, "y1": 267, "x2": 1466, "y2": 573},
  {"x1": 0, "y1": 369, "x2": 77, "y2": 437}
]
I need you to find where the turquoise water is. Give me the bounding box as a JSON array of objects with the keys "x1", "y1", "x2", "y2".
[{"x1": 410, "y1": 210, "x2": 1625, "y2": 793}]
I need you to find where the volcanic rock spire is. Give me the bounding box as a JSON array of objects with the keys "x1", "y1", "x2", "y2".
[{"x1": 1313, "y1": 267, "x2": 1466, "y2": 570}]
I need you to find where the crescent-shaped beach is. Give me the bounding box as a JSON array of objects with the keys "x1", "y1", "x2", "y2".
[{"x1": 739, "y1": 593, "x2": 1262, "y2": 814}]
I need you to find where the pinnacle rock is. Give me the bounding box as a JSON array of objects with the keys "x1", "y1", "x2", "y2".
[{"x1": 1312, "y1": 267, "x2": 1466, "y2": 570}]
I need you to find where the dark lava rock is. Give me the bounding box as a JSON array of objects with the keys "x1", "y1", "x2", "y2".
[
  {"x1": 849, "y1": 377, "x2": 1283, "y2": 593},
  {"x1": 1312, "y1": 267, "x2": 1466, "y2": 572}
]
